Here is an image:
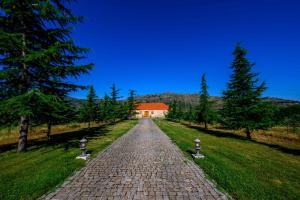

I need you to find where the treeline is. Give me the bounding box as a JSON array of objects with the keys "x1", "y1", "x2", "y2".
[
  {"x1": 78, "y1": 84, "x2": 136, "y2": 127},
  {"x1": 0, "y1": 83, "x2": 137, "y2": 147},
  {"x1": 167, "y1": 44, "x2": 300, "y2": 138}
]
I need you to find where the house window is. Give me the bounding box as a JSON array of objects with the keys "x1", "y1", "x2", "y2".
[{"x1": 151, "y1": 111, "x2": 154, "y2": 114}]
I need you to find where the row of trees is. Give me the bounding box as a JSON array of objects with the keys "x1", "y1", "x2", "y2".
[
  {"x1": 167, "y1": 44, "x2": 299, "y2": 139},
  {"x1": 78, "y1": 84, "x2": 137, "y2": 127},
  {"x1": 0, "y1": 83, "x2": 137, "y2": 150}
]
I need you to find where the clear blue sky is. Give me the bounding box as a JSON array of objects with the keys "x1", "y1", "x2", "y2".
[{"x1": 69, "y1": 0, "x2": 300, "y2": 100}]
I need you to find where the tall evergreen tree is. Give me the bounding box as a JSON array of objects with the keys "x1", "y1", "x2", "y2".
[
  {"x1": 109, "y1": 84, "x2": 121, "y2": 122},
  {"x1": 197, "y1": 74, "x2": 214, "y2": 129},
  {"x1": 110, "y1": 84, "x2": 120, "y2": 105},
  {"x1": 167, "y1": 100, "x2": 180, "y2": 121},
  {"x1": 176, "y1": 102, "x2": 183, "y2": 122},
  {"x1": 126, "y1": 89, "x2": 136, "y2": 119},
  {"x1": 79, "y1": 86, "x2": 98, "y2": 128},
  {"x1": 0, "y1": 0, "x2": 93, "y2": 151},
  {"x1": 32, "y1": 96, "x2": 71, "y2": 140},
  {"x1": 183, "y1": 104, "x2": 196, "y2": 125},
  {"x1": 222, "y1": 44, "x2": 274, "y2": 139},
  {"x1": 98, "y1": 94, "x2": 112, "y2": 122},
  {"x1": 87, "y1": 86, "x2": 98, "y2": 127}
]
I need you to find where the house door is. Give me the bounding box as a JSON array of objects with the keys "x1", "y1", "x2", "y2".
[{"x1": 144, "y1": 111, "x2": 149, "y2": 118}]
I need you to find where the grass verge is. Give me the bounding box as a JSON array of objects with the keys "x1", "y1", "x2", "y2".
[
  {"x1": 0, "y1": 120, "x2": 137, "y2": 200},
  {"x1": 154, "y1": 119, "x2": 300, "y2": 200},
  {"x1": 180, "y1": 121, "x2": 300, "y2": 150},
  {"x1": 0, "y1": 122, "x2": 99, "y2": 146}
]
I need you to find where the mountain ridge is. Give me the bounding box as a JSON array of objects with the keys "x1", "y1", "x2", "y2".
[
  {"x1": 134, "y1": 92, "x2": 300, "y2": 109},
  {"x1": 67, "y1": 92, "x2": 300, "y2": 109}
]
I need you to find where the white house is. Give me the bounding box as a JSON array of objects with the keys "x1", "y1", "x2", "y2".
[{"x1": 135, "y1": 103, "x2": 169, "y2": 118}]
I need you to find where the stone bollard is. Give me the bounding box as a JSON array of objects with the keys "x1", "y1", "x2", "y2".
[
  {"x1": 192, "y1": 138, "x2": 204, "y2": 159},
  {"x1": 76, "y1": 137, "x2": 90, "y2": 160}
]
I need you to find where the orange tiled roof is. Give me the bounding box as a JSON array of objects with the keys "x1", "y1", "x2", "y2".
[{"x1": 136, "y1": 103, "x2": 169, "y2": 110}]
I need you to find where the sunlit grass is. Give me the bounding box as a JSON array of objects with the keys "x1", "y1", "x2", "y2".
[
  {"x1": 155, "y1": 119, "x2": 300, "y2": 200},
  {"x1": 0, "y1": 120, "x2": 137, "y2": 200},
  {"x1": 0, "y1": 122, "x2": 100, "y2": 146},
  {"x1": 180, "y1": 121, "x2": 300, "y2": 150}
]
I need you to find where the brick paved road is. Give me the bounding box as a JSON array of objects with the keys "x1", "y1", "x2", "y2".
[{"x1": 44, "y1": 119, "x2": 226, "y2": 200}]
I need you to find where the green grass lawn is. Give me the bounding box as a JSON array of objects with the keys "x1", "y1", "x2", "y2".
[
  {"x1": 154, "y1": 119, "x2": 300, "y2": 200},
  {"x1": 0, "y1": 120, "x2": 137, "y2": 200}
]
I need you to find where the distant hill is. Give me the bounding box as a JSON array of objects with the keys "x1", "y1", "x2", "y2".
[
  {"x1": 65, "y1": 96, "x2": 85, "y2": 107},
  {"x1": 66, "y1": 92, "x2": 299, "y2": 110},
  {"x1": 134, "y1": 92, "x2": 300, "y2": 109}
]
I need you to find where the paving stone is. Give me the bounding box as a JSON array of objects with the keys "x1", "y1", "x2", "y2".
[{"x1": 42, "y1": 119, "x2": 226, "y2": 200}]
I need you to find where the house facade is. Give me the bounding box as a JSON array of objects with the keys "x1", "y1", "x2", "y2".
[{"x1": 135, "y1": 103, "x2": 169, "y2": 118}]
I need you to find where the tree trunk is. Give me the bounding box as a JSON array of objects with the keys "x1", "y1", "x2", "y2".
[
  {"x1": 47, "y1": 119, "x2": 52, "y2": 140},
  {"x1": 204, "y1": 122, "x2": 207, "y2": 129},
  {"x1": 246, "y1": 128, "x2": 252, "y2": 139},
  {"x1": 18, "y1": 30, "x2": 29, "y2": 151},
  {"x1": 18, "y1": 116, "x2": 29, "y2": 152}
]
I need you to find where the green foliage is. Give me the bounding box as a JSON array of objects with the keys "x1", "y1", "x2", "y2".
[
  {"x1": 196, "y1": 74, "x2": 216, "y2": 128},
  {"x1": 222, "y1": 44, "x2": 275, "y2": 138},
  {"x1": 109, "y1": 84, "x2": 121, "y2": 122},
  {"x1": 97, "y1": 85, "x2": 134, "y2": 122},
  {"x1": 110, "y1": 83, "x2": 121, "y2": 105},
  {"x1": 276, "y1": 105, "x2": 300, "y2": 133},
  {"x1": 98, "y1": 94, "x2": 112, "y2": 122},
  {"x1": 0, "y1": 89, "x2": 65, "y2": 124},
  {"x1": 182, "y1": 104, "x2": 197, "y2": 123},
  {"x1": 78, "y1": 86, "x2": 98, "y2": 126},
  {"x1": 0, "y1": 0, "x2": 93, "y2": 150},
  {"x1": 126, "y1": 89, "x2": 137, "y2": 119},
  {"x1": 0, "y1": 0, "x2": 93, "y2": 98},
  {"x1": 166, "y1": 100, "x2": 183, "y2": 121}
]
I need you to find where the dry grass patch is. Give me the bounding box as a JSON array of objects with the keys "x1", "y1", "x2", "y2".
[
  {"x1": 0, "y1": 122, "x2": 100, "y2": 146},
  {"x1": 181, "y1": 121, "x2": 300, "y2": 150}
]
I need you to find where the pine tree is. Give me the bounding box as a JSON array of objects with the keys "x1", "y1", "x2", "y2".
[
  {"x1": 167, "y1": 100, "x2": 180, "y2": 121},
  {"x1": 0, "y1": 0, "x2": 93, "y2": 151},
  {"x1": 80, "y1": 86, "x2": 98, "y2": 128},
  {"x1": 184, "y1": 104, "x2": 196, "y2": 125},
  {"x1": 0, "y1": 89, "x2": 66, "y2": 140},
  {"x1": 109, "y1": 84, "x2": 121, "y2": 122},
  {"x1": 118, "y1": 101, "x2": 130, "y2": 120},
  {"x1": 197, "y1": 74, "x2": 214, "y2": 129},
  {"x1": 222, "y1": 44, "x2": 274, "y2": 139},
  {"x1": 126, "y1": 90, "x2": 136, "y2": 119},
  {"x1": 98, "y1": 94, "x2": 112, "y2": 122},
  {"x1": 110, "y1": 84, "x2": 120, "y2": 105},
  {"x1": 176, "y1": 102, "x2": 183, "y2": 122},
  {"x1": 32, "y1": 97, "x2": 71, "y2": 140}
]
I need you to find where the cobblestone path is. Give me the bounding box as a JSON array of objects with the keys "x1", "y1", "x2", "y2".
[{"x1": 44, "y1": 119, "x2": 226, "y2": 200}]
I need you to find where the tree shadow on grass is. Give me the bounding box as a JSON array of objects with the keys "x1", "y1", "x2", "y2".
[
  {"x1": 186, "y1": 124, "x2": 300, "y2": 156},
  {"x1": 0, "y1": 125, "x2": 110, "y2": 153}
]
